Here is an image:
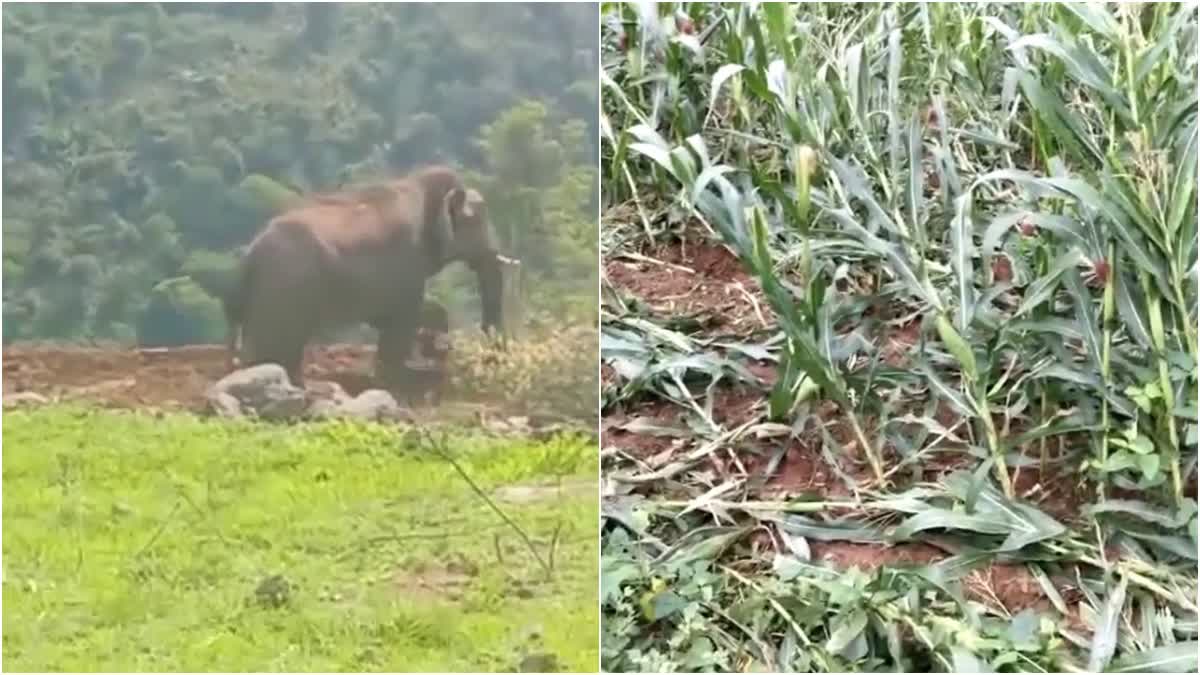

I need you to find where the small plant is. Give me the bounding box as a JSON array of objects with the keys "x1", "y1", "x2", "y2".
[
  {"x1": 601, "y1": 2, "x2": 1198, "y2": 671},
  {"x1": 449, "y1": 323, "x2": 599, "y2": 424}
]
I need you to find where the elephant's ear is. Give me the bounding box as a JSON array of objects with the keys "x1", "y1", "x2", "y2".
[{"x1": 442, "y1": 187, "x2": 469, "y2": 232}]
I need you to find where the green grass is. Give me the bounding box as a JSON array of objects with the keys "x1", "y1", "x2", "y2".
[{"x1": 2, "y1": 406, "x2": 599, "y2": 672}]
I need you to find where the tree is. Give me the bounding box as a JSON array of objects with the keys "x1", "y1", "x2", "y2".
[{"x1": 137, "y1": 277, "x2": 224, "y2": 347}]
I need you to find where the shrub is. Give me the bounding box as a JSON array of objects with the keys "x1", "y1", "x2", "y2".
[
  {"x1": 136, "y1": 277, "x2": 224, "y2": 347},
  {"x1": 449, "y1": 324, "x2": 598, "y2": 423}
]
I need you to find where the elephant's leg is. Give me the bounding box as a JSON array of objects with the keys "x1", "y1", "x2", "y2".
[
  {"x1": 376, "y1": 316, "x2": 420, "y2": 396},
  {"x1": 374, "y1": 301, "x2": 425, "y2": 397},
  {"x1": 242, "y1": 307, "x2": 314, "y2": 388},
  {"x1": 369, "y1": 277, "x2": 425, "y2": 396},
  {"x1": 279, "y1": 341, "x2": 307, "y2": 388}
]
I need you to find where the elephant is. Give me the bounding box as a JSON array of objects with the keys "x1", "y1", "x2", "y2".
[{"x1": 222, "y1": 164, "x2": 505, "y2": 390}]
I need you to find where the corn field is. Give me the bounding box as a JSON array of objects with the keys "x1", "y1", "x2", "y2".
[{"x1": 599, "y1": 3, "x2": 1198, "y2": 672}]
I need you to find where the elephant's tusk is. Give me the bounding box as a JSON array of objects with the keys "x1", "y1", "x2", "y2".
[{"x1": 497, "y1": 254, "x2": 521, "y2": 267}]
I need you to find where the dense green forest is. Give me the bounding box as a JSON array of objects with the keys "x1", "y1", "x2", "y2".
[{"x1": 2, "y1": 2, "x2": 599, "y2": 345}]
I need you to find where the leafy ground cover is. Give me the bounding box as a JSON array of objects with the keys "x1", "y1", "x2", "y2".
[
  {"x1": 3, "y1": 407, "x2": 598, "y2": 672},
  {"x1": 600, "y1": 3, "x2": 1198, "y2": 672}
]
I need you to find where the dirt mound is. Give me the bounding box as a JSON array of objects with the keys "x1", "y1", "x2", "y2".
[{"x1": 2, "y1": 343, "x2": 382, "y2": 412}]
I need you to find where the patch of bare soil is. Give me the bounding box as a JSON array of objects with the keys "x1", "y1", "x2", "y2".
[
  {"x1": 728, "y1": 440, "x2": 849, "y2": 498},
  {"x1": 392, "y1": 557, "x2": 479, "y2": 602},
  {"x1": 0, "y1": 343, "x2": 510, "y2": 423},
  {"x1": 493, "y1": 478, "x2": 596, "y2": 504},
  {"x1": 880, "y1": 319, "x2": 922, "y2": 367},
  {"x1": 965, "y1": 562, "x2": 1087, "y2": 633},
  {"x1": 600, "y1": 363, "x2": 617, "y2": 386},
  {"x1": 606, "y1": 237, "x2": 773, "y2": 335},
  {"x1": 801, "y1": 540, "x2": 1087, "y2": 633},
  {"x1": 810, "y1": 541, "x2": 945, "y2": 569},
  {"x1": 602, "y1": 397, "x2": 685, "y2": 461}
]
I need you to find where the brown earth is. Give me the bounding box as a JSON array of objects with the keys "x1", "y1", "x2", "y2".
[
  {"x1": 5, "y1": 343, "x2": 427, "y2": 413},
  {"x1": 605, "y1": 238, "x2": 773, "y2": 336}
]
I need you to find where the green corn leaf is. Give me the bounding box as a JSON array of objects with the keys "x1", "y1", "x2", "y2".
[
  {"x1": 827, "y1": 208, "x2": 938, "y2": 309},
  {"x1": 690, "y1": 164, "x2": 736, "y2": 207},
  {"x1": 1107, "y1": 641, "x2": 1200, "y2": 673},
  {"x1": 887, "y1": 28, "x2": 903, "y2": 197},
  {"x1": 1113, "y1": 270, "x2": 1153, "y2": 349},
  {"x1": 981, "y1": 211, "x2": 1090, "y2": 261},
  {"x1": 1028, "y1": 362, "x2": 1103, "y2": 388},
  {"x1": 825, "y1": 609, "x2": 868, "y2": 657},
  {"x1": 776, "y1": 518, "x2": 887, "y2": 544},
  {"x1": 1045, "y1": 174, "x2": 1174, "y2": 300},
  {"x1": 906, "y1": 110, "x2": 926, "y2": 250},
  {"x1": 1010, "y1": 33, "x2": 1130, "y2": 120},
  {"x1": 1168, "y1": 124, "x2": 1198, "y2": 238},
  {"x1": 762, "y1": 2, "x2": 794, "y2": 66},
  {"x1": 1063, "y1": 269, "x2": 1103, "y2": 371},
  {"x1": 668, "y1": 145, "x2": 697, "y2": 186},
  {"x1": 891, "y1": 508, "x2": 1013, "y2": 540},
  {"x1": 1017, "y1": 71, "x2": 1104, "y2": 165},
  {"x1": 1013, "y1": 248, "x2": 1083, "y2": 318},
  {"x1": 706, "y1": 63, "x2": 746, "y2": 126},
  {"x1": 917, "y1": 359, "x2": 976, "y2": 418},
  {"x1": 1087, "y1": 500, "x2": 1197, "y2": 529},
  {"x1": 949, "y1": 194, "x2": 976, "y2": 330},
  {"x1": 628, "y1": 142, "x2": 676, "y2": 178},
  {"x1": 1029, "y1": 564, "x2": 1069, "y2": 616},
  {"x1": 1100, "y1": 173, "x2": 1167, "y2": 255},
  {"x1": 951, "y1": 648, "x2": 996, "y2": 673},
  {"x1": 1060, "y1": 2, "x2": 1121, "y2": 41},
  {"x1": 936, "y1": 313, "x2": 978, "y2": 383},
  {"x1": 829, "y1": 156, "x2": 903, "y2": 236},
  {"x1": 1006, "y1": 418, "x2": 1099, "y2": 449},
  {"x1": 956, "y1": 126, "x2": 1021, "y2": 150}
]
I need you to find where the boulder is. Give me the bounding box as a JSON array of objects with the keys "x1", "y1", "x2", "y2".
[
  {"x1": 206, "y1": 364, "x2": 307, "y2": 421},
  {"x1": 334, "y1": 389, "x2": 410, "y2": 422},
  {"x1": 3, "y1": 391, "x2": 49, "y2": 409},
  {"x1": 206, "y1": 391, "x2": 242, "y2": 418}
]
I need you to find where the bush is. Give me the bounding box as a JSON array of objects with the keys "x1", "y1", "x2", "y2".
[
  {"x1": 136, "y1": 277, "x2": 224, "y2": 347},
  {"x1": 180, "y1": 249, "x2": 238, "y2": 300},
  {"x1": 449, "y1": 324, "x2": 598, "y2": 423}
]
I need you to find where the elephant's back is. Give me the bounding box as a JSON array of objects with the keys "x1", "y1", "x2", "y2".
[{"x1": 264, "y1": 200, "x2": 420, "y2": 253}]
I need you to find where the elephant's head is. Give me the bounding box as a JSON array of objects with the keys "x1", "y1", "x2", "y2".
[{"x1": 440, "y1": 186, "x2": 511, "y2": 336}]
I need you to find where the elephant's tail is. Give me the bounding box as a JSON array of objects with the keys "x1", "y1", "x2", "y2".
[{"x1": 222, "y1": 250, "x2": 254, "y2": 370}]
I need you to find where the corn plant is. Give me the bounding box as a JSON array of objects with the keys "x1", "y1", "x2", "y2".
[{"x1": 601, "y1": 2, "x2": 1198, "y2": 671}]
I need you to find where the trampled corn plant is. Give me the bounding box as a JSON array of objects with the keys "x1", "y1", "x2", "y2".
[
  {"x1": 604, "y1": 2, "x2": 1197, "y2": 504},
  {"x1": 602, "y1": 2, "x2": 1199, "y2": 671},
  {"x1": 602, "y1": 470, "x2": 1199, "y2": 672}
]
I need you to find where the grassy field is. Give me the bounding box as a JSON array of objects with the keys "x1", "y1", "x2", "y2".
[
  {"x1": 600, "y1": 3, "x2": 1197, "y2": 672},
  {"x1": 2, "y1": 406, "x2": 598, "y2": 672}
]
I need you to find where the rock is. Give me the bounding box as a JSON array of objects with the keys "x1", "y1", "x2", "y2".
[
  {"x1": 336, "y1": 389, "x2": 407, "y2": 422},
  {"x1": 257, "y1": 390, "x2": 309, "y2": 421},
  {"x1": 207, "y1": 363, "x2": 307, "y2": 421},
  {"x1": 305, "y1": 397, "x2": 340, "y2": 420},
  {"x1": 210, "y1": 363, "x2": 290, "y2": 399},
  {"x1": 305, "y1": 380, "x2": 350, "y2": 405},
  {"x1": 3, "y1": 391, "x2": 48, "y2": 409},
  {"x1": 206, "y1": 391, "x2": 242, "y2": 418},
  {"x1": 302, "y1": 380, "x2": 353, "y2": 420}
]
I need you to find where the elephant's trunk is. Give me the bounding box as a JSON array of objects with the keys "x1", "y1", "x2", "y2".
[{"x1": 472, "y1": 253, "x2": 506, "y2": 337}]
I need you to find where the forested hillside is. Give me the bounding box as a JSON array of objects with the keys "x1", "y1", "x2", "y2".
[{"x1": 2, "y1": 2, "x2": 599, "y2": 345}]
